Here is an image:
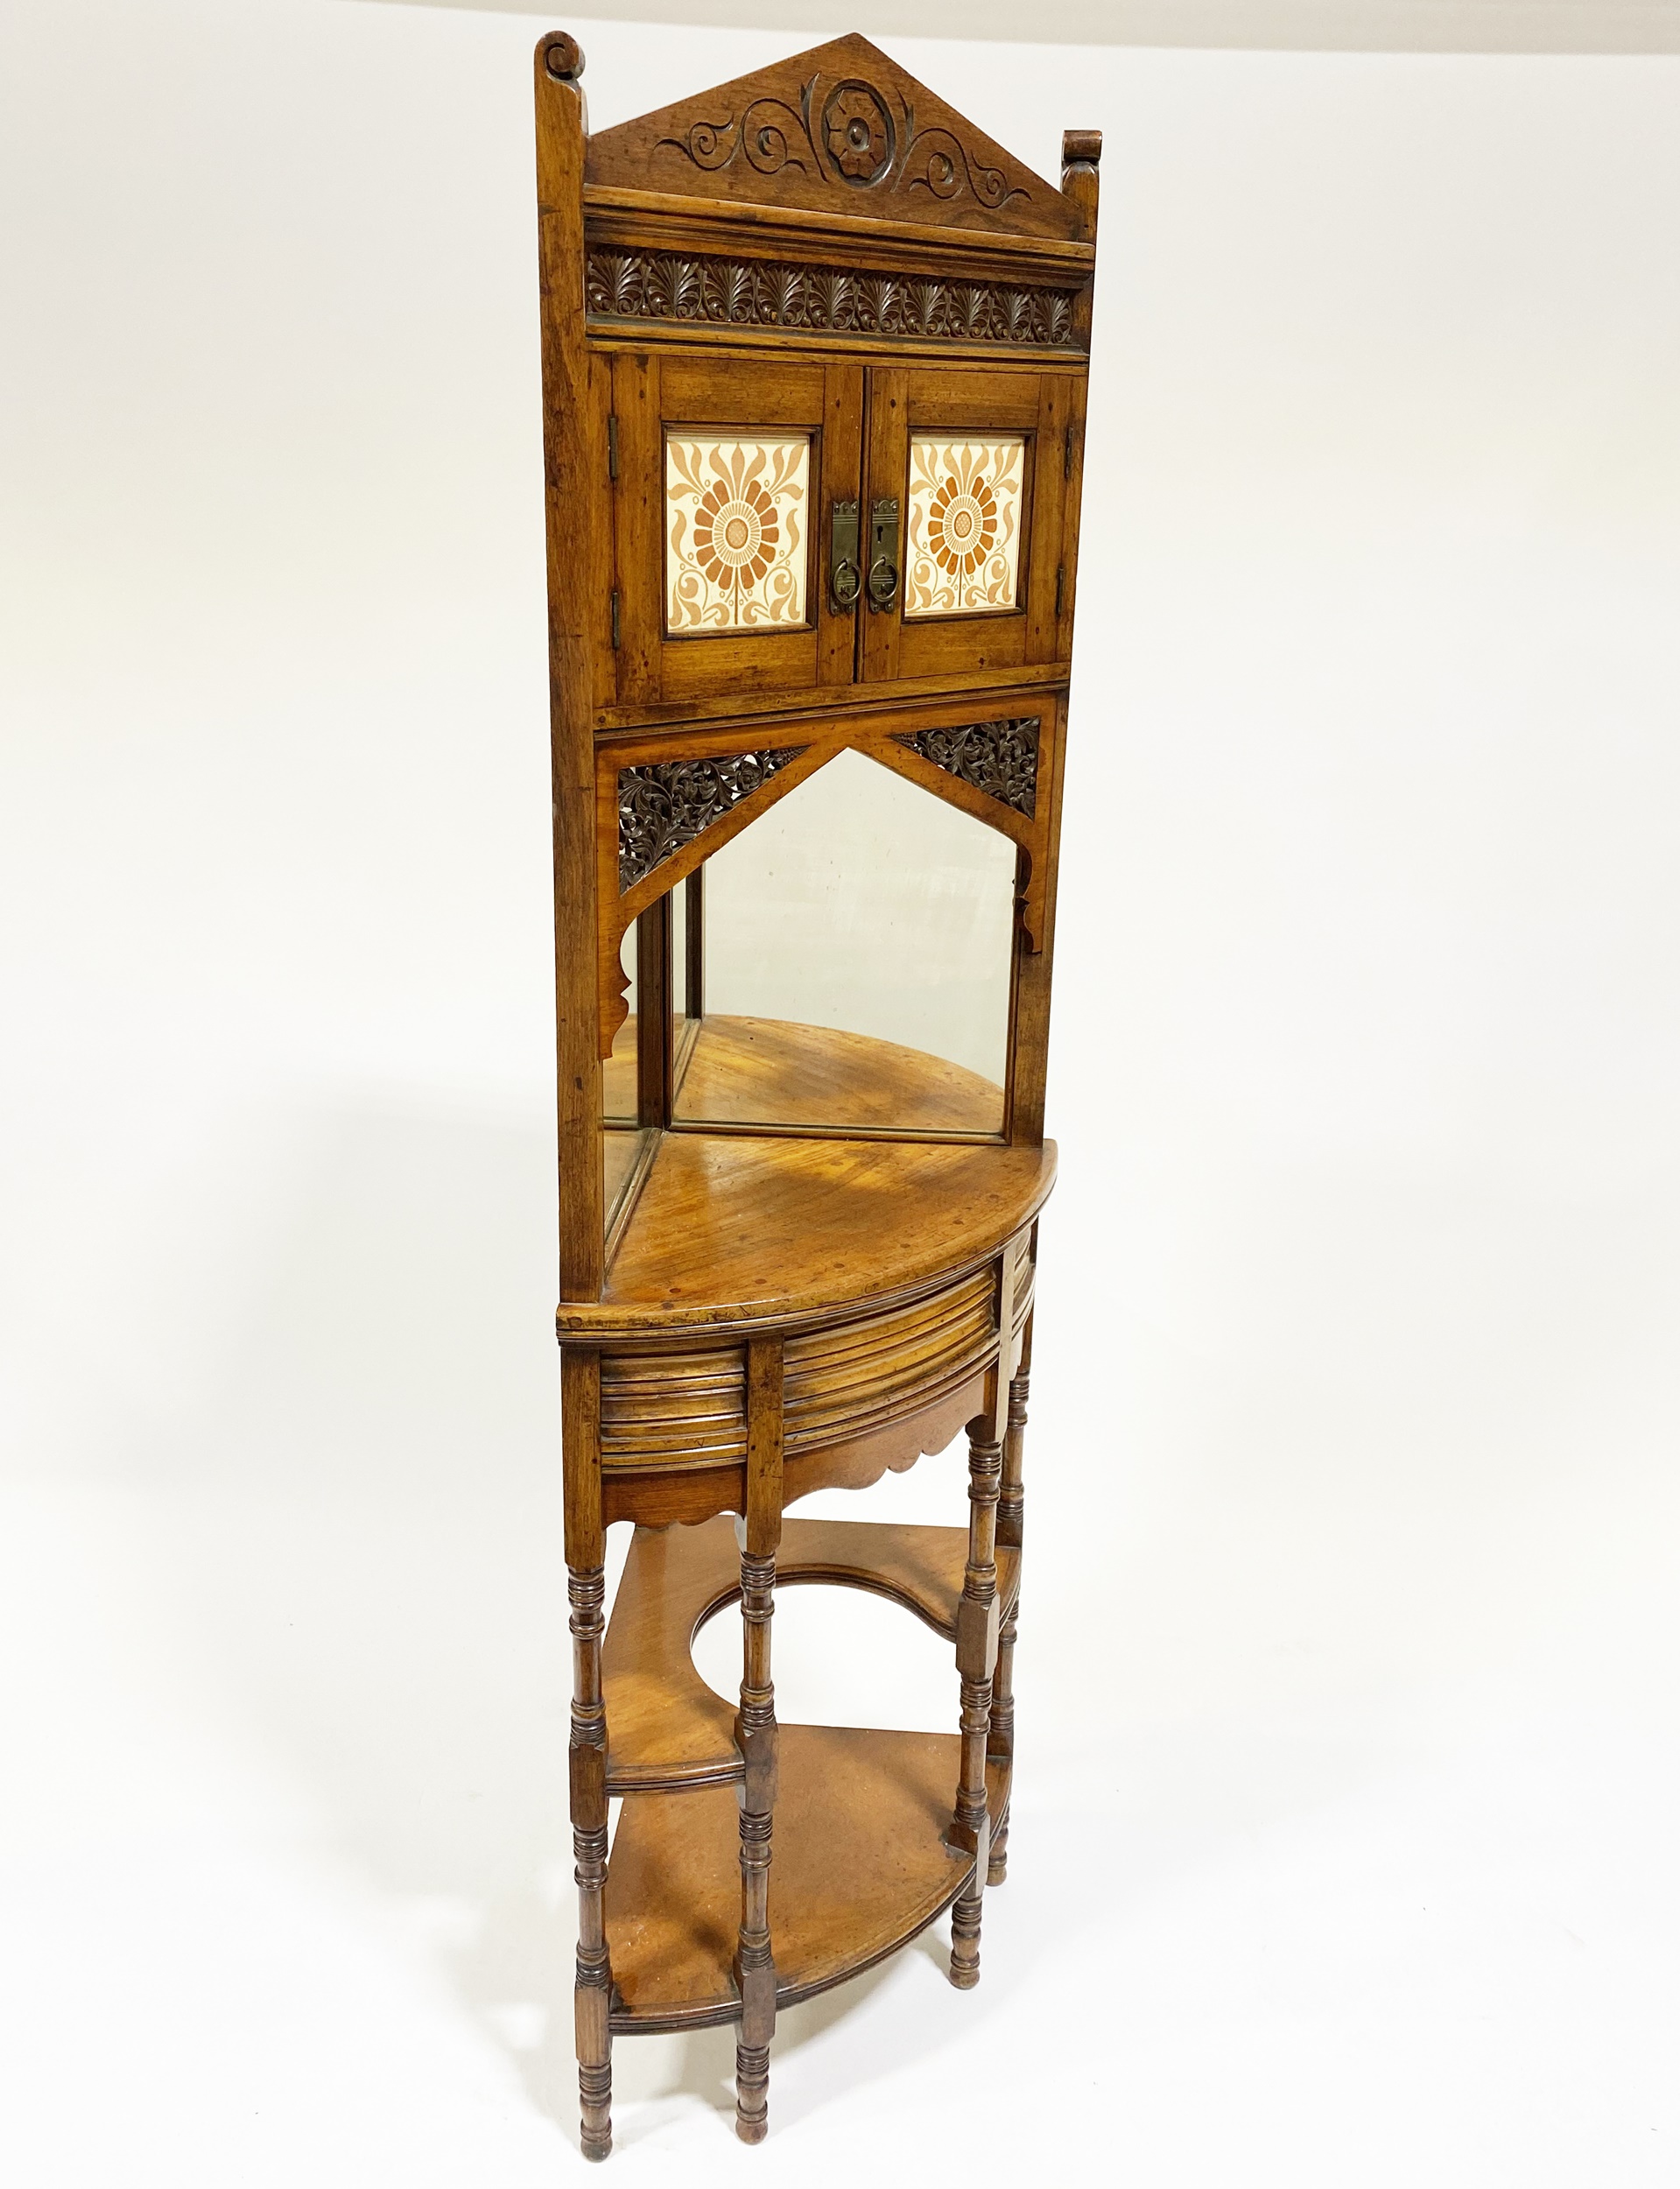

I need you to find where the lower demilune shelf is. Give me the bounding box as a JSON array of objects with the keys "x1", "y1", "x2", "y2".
[
  {"x1": 602, "y1": 1512, "x2": 1021, "y2": 1794},
  {"x1": 597, "y1": 1510, "x2": 1017, "y2": 2033},
  {"x1": 606, "y1": 1723, "x2": 1011, "y2": 2033}
]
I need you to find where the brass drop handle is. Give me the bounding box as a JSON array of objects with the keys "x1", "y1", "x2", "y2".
[
  {"x1": 828, "y1": 498, "x2": 861, "y2": 612},
  {"x1": 866, "y1": 496, "x2": 900, "y2": 612}
]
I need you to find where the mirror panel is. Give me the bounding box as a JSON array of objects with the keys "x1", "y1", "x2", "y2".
[
  {"x1": 671, "y1": 750, "x2": 1015, "y2": 1137},
  {"x1": 602, "y1": 1123, "x2": 650, "y2": 1235},
  {"x1": 602, "y1": 920, "x2": 638, "y2": 1126}
]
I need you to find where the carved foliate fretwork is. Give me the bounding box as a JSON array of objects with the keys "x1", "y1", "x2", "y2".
[
  {"x1": 585, "y1": 248, "x2": 1081, "y2": 351},
  {"x1": 584, "y1": 35, "x2": 1081, "y2": 243},
  {"x1": 894, "y1": 720, "x2": 1039, "y2": 819},
  {"x1": 618, "y1": 748, "x2": 805, "y2": 890}
]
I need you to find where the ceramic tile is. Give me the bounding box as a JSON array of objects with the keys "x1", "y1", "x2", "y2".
[
  {"x1": 903, "y1": 433, "x2": 1026, "y2": 618},
  {"x1": 665, "y1": 433, "x2": 810, "y2": 633}
]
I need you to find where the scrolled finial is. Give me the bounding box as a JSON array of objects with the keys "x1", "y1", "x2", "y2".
[
  {"x1": 543, "y1": 32, "x2": 585, "y2": 83},
  {"x1": 1062, "y1": 129, "x2": 1101, "y2": 170}
]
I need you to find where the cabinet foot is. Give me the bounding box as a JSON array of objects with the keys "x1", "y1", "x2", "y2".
[
  {"x1": 949, "y1": 1881, "x2": 983, "y2": 1988},
  {"x1": 987, "y1": 1819, "x2": 1009, "y2": 1886},
  {"x1": 579, "y1": 2057, "x2": 613, "y2": 2160},
  {"x1": 735, "y1": 2043, "x2": 770, "y2": 2141}
]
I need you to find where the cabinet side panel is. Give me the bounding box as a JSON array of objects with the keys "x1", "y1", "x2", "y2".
[
  {"x1": 1008, "y1": 693, "x2": 1069, "y2": 1145},
  {"x1": 538, "y1": 53, "x2": 606, "y2": 1297}
]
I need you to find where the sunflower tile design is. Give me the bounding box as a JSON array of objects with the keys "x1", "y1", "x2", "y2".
[
  {"x1": 903, "y1": 433, "x2": 1026, "y2": 618},
  {"x1": 664, "y1": 433, "x2": 811, "y2": 633}
]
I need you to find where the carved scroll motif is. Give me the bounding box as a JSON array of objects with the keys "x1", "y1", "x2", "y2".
[
  {"x1": 618, "y1": 749, "x2": 805, "y2": 890},
  {"x1": 667, "y1": 95, "x2": 813, "y2": 179},
  {"x1": 585, "y1": 250, "x2": 1079, "y2": 350},
  {"x1": 904, "y1": 125, "x2": 1016, "y2": 213},
  {"x1": 895, "y1": 721, "x2": 1039, "y2": 819}
]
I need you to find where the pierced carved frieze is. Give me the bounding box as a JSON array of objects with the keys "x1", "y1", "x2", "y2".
[
  {"x1": 618, "y1": 748, "x2": 805, "y2": 890},
  {"x1": 894, "y1": 720, "x2": 1040, "y2": 820},
  {"x1": 585, "y1": 248, "x2": 1081, "y2": 351}
]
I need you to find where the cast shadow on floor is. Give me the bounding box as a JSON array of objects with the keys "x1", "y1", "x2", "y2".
[{"x1": 506, "y1": 1924, "x2": 961, "y2": 2150}]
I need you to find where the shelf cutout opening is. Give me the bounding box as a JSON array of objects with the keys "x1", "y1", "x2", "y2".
[{"x1": 691, "y1": 1581, "x2": 957, "y2": 1737}]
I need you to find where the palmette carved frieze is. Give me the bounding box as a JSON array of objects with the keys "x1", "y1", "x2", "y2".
[
  {"x1": 585, "y1": 248, "x2": 1081, "y2": 350},
  {"x1": 618, "y1": 748, "x2": 805, "y2": 890},
  {"x1": 894, "y1": 720, "x2": 1039, "y2": 819}
]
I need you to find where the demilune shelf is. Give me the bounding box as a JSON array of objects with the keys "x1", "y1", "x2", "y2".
[
  {"x1": 602, "y1": 1512, "x2": 1022, "y2": 1793},
  {"x1": 579, "y1": 1017, "x2": 1055, "y2": 1337},
  {"x1": 600, "y1": 1511, "x2": 1016, "y2": 2031},
  {"x1": 607, "y1": 1013, "x2": 1007, "y2": 1136},
  {"x1": 607, "y1": 1728, "x2": 1010, "y2": 2033}
]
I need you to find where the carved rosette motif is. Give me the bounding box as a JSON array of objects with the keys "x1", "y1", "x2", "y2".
[
  {"x1": 585, "y1": 249, "x2": 1080, "y2": 351},
  {"x1": 618, "y1": 749, "x2": 805, "y2": 890},
  {"x1": 895, "y1": 720, "x2": 1039, "y2": 819}
]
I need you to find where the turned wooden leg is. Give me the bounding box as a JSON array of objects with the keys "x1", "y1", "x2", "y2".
[
  {"x1": 988, "y1": 1320, "x2": 1030, "y2": 1886},
  {"x1": 735, "y1": 1337, "x2": 783, "y2": 2143},
  {"x1": 950, "y1": 1413, "x2": 1001, "y2": 1988},
  {"x1": 986, "y1": 1608, "x2": 1016, "y2": 1887},
  {"x1": 734, "y1": 1543, "x2": 776, "y2": 2143},
  {"x1": 569, "y1": 1560, "x2": 613, "y2": 2162}
]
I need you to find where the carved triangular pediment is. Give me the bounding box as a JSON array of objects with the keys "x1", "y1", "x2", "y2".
[{"x1": 585, "y1": 34, "x2": 1079, "y2": 243}]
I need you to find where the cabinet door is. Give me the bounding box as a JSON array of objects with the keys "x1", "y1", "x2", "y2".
[
  {"x1": 611, "y1": 354, "x2": 864, "y2": 710},
  {"x1": 860, "y1": 366, "x2": 1079, "y2": 686}
]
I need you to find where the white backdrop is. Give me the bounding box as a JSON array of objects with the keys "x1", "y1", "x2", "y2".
[{"x1": 3, "y1": 3, "x2": 1678, "y2": 2182}]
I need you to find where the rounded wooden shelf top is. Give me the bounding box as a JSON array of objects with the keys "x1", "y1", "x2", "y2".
[
  {"x1": 672, "y1": 1013, "x2": 1006, "y2": 1135},
  {"x1": 570, "y1": 1015, "x2": 1055, "y2": 1337},
  {"x1": 606, "y1": 1011, "x2": 1007, "y2": 1135}
]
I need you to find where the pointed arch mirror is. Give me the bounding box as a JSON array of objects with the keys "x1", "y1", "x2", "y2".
[{"x1": 673, "y1": 750, "x2": 1016, "y2": 1136}]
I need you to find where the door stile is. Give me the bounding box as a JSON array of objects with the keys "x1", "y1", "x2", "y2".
[
  {"x1": 1023, "y1": 375, "x2": 1070, "y2": 666},
  {"x1": 819, "y1": 363, "x2": 866, "y2": 686},
  {"x1": 859, "y1": 366, "x2": 907, "y2": 686},
  {"x1": 609, "y1": 350, "x2": 661, "y2": 710}
]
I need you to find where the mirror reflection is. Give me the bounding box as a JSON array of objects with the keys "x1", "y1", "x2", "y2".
[{"x1": 673, "y1": 750, "x2": 1016, "y2": 1135}]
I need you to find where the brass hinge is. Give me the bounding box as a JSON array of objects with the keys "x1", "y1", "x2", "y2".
[
  {"x1": 610, "y1": 589, "x2": 621, "y2": 650},
  {"x1": 1055, "y1": 563, "x2": 1065, "y2": 617},
  {"x1": 1064, "y1": 422, "x2": 1074, "y2": 480},
  {"x1": 607, "y1": 414, "x2": 619, "y2": 481}
]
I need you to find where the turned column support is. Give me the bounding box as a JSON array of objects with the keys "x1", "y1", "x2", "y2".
[
  {"x1": 988, "y1": 1308, "x2": 1032, "y2": 1883},
  {"x1": 563, "y1": 1345, "x2": 613, "y2": 2162},
  {"x1": 949, "y1": 1242, "x2": 1018, "y2": 1987},
  {"x1": 735, "y1": 1335, "x2": 784, "y2": 2143},
  {"x1": 949, "y1": 1413, "x2": 1000, "y2": 1987}
]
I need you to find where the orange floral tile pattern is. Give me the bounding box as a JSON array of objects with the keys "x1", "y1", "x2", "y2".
[
  {"x1": 903, "y1": 434, "x2": 1025, "y2": 618},
  {"x1": 664, "y1": 433, "x2": 810, "y2": 633}
]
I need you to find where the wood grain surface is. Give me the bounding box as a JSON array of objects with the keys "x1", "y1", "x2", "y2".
[
  {"x1": 585, "y1": 34, "x2": 1081, "y2": 245},
  {"x1": 606, "y1": 1724, "x2": 1010, "y2": 2031},
  {"x1": 601, "y1": 1512, "x2": 1023, "y2": 1794},
  {"x1": 671, "y1": 1013, "x2": 1004, "y2": 1134},
  {"x1": 562, "y1": 1132, "x2": 1052, "y2": 1332}
]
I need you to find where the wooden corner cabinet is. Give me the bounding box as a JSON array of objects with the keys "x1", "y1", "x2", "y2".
[{"x1": 535, "y1": 31, "x2": 1099, "y2": 2156}]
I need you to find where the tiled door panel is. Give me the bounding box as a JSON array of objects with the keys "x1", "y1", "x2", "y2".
[{"x1": 612, "y1": 354, "x2": 864, "y2": 711}]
